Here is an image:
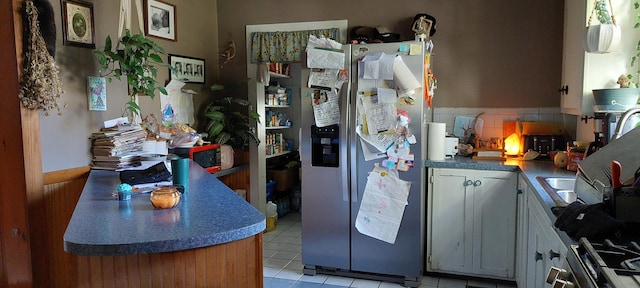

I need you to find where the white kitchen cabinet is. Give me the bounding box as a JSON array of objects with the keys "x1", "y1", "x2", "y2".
[
  {"x1": 523, "y1": 181, "x2": 567, "y2": 288},
  {"x1": 560, "y1": 0, "x2": 628, "y2": 116},
  {"x1": 427, "y1": 168, "x2": 517, "y2": 280},
  {"x1": 515, "y1": 174, "x2": 529, "y2": 287},
  {"x1": 560, "y1": 0, "x2": 588, "y2": 115}
]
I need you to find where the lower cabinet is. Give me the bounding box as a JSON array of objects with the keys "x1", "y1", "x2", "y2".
[
  {"x1": 518, "y1": 176, "x2": 567, "y2": 288},
  {"x1": 427, "y1": 168, "x2": 517, "y2": 279}
]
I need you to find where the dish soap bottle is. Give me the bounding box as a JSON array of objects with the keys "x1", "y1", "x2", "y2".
[{"x1": 266, "y1": 201, "x2": 278, "y2": 232}]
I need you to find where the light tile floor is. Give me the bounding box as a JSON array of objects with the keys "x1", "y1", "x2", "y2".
[{"x1": 263, "y1": 212, "x2": 518, "y2": 288}]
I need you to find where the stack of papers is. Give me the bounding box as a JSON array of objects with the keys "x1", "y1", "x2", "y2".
[{"x1": 90, "y1": 126, "x2": 147, "y2": 170}]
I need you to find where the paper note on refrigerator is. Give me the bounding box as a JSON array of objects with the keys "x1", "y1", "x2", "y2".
[
  {"x1": 306, "y1": 48, "x2": 345, "y2": 70},
  {"x1": 312, "y1": 89, "x2": 340, "y2": 127},
  {"x1": 361, "y1": 96, "x2": 396, "y2": 135},
  {"x1": 355, "y1": 167, "x2": 411, "y2": 244},
  {"x1": 308, "y1": 69, "x2": 340, "y2": 89},
  {"x1": 359, "y1": 52, "x2": 395, "y2": 80}
]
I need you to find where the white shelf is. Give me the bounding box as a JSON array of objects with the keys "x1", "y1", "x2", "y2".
[
  {"x1": 266, "y1": 105, "x2": 290, "y2": 108},
  {"x1": 266, "y1": 151, "x2": 292, "y2": 159},
  {"x1": 266, "y1": 126, "x2": 291, "y2": 130}
]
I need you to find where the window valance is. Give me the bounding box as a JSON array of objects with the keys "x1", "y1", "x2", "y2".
[{"x1": 250, "y1": 28, "x2": 340, "y2": 63}]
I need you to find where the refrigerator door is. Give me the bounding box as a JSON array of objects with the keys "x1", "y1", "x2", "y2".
[
  {"x1": 349, "y1": 42, "x2": 427, "y2": 280},
  {"x1": 301, "y1": 47, "x2": 352, "y2": 270}
]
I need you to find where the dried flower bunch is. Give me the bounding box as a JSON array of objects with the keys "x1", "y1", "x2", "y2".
[{"x1": 19, "y1": 0, "x2": 65, "y2": 116}]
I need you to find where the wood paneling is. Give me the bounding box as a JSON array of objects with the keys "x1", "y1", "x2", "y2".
[
  {"x1": 73, "y1": 235, "x2": 263, "y2": 288},
  {"x1": 218, "y1": 166, "x2": 251, "y2": 202},
  {"x1": 41, "y1": 168, "x2": 88, "y2": 287},
  {"x1": 2, "y1": 0, "x2": 33, "y2": 286},
  {"x1": 39, "y1": 166, "x2": 263, "y2": 287}
]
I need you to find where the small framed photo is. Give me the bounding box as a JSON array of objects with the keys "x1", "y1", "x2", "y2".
[
  {"x1": 168, "y1": 54, "x2": 205, "y2": 84},
  {"x1": 145, "y1": 0, "x2": 176, "y2": 41},
  {"x1": 61, "y1": 0, "x2": 95, "y2": 48}
]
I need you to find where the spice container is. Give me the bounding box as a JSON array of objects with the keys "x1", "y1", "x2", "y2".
[{"x1": 150, "y1": 186, "x2": 181, "y2": 209}]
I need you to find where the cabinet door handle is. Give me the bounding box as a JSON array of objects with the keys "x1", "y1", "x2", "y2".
[
  {"x1": 474, "y1": 180, "x2": 481, "y2": 186},
  {"x1": 559, "y1": 85, "x2": 569, "y2": 94},
  {"x1": 535, "y1": 251, "x2": 543, "y2": 261},
  {"x1": 549, "y1": 250, "x2": 560, "y2": 260},
  {"x1": 464, "y1": 180, "x2": 473, "y2": 186}
]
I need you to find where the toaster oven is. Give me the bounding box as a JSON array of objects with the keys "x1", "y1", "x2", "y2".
[{"x1": 522, "y1": 134, "x2": 566, "y2": 156}]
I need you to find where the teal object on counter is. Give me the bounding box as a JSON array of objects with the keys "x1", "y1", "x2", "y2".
[
  {"x1": 171, "y1": 158, "x2": 190, "y2": 193},
  {"x1": 117, "y1": 183, "x2": 132, "y2": 201}
]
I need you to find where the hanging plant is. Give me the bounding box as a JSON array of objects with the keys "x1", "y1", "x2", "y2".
[
  {"x1": 94, "y1": 29, "x2": 169, "y2": 118},
  {"x1": 19, "y1": 0, "x2": 65, "y2": 116}
]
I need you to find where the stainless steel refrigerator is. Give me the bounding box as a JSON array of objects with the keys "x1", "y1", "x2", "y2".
[{"x1": 301, "y1": 41, "x2": 429, "y2": 287}]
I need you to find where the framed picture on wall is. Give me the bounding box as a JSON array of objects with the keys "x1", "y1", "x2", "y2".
[
  {"x1": 87, "y1": 77, "x2": 107, "y2": 111},
  {"x1": 61, "y1": 0, "x2": 95, "y2": 48},
  {"x1": 168, "y1": 54, "x2": 205, "y2": 84},
  {"x1": 145, "y1": 0, "x2": 177, "y2": 41}
]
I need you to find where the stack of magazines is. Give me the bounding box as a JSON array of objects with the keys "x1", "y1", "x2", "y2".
[{"x1": 90, "y1": 125, "x2": 147, "y2": 170}]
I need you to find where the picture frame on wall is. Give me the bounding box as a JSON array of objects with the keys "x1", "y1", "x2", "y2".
[
  {"x1": 61, "y1": 0, "x2": 95, "y2": 48},
  {"x1": 145, "y1": 0, "x2": 176, "y2": 41},
  {"x1": 87, "y1": 77, "x2": 107, "y2": 111},
  {"x1": 168, "y1": 54, "x2": 205, "y2": 84}
]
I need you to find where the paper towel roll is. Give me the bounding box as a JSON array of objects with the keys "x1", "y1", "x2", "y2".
[{"x1": 427, "y1": 123, "x2": 446, "y2": 161}]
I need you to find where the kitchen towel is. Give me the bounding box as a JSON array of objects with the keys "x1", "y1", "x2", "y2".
[{"x1": 427, "y1": 122, "x2": 446, "y2": 161}]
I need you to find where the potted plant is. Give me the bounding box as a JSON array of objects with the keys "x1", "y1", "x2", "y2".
[
  {"x1": 628, "y1": 1, "x2": 640, "y2": 86},
  {"x1": 94, "y1": 29, "x2": 169, "y2": 118},
  {"x1": 591, "y1": 1, "x2": 640, "y2": 109},
  {"x1": 585, "y1": 0, "x2": 621, "y2": 53},
  {"x1": 202, "y1": 80, "x2": 261, "y2": 148}
]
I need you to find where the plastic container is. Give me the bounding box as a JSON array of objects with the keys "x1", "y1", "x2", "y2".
[
  {"x1": 266, "y1": 180, "x2": 277, "y2": 201},
  {"x1": 266, "y1": 201, "x2": 278, "y2": 232}
]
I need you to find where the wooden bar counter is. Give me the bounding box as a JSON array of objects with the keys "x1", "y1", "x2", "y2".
[{"x1": 63, "y1": 161, "x2": 265, "y2": 287}]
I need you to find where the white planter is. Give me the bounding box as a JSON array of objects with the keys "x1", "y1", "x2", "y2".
[{"x1": 584, "y1": 23, "x2": 621, "y2": 53}]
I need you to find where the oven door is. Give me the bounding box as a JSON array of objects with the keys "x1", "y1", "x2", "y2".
[{"x1": 560, "y1": 244, "x2": 596, "y2": 288}]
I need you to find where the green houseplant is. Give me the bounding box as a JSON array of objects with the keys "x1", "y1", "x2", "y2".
[
  {"x1": 94, "y1": 29, "x2": 169, "y2": 117},
  {"x1": 203, "y1": 81, "x2": 260, "y2": 147},
  {"x1": 591, "y1": 1, "x2": 640, "y2": 108},
  {"x1": 629, "y1": 1, "x2": 640, "y2": 86}
]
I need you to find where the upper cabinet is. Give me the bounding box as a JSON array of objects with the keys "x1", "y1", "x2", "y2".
[
  {"x1": 561, "y1": 0, "x2": 638, "y2": 116},
  {"x1": 560, "y1": 0, "x2": 587, "y2": 115}
]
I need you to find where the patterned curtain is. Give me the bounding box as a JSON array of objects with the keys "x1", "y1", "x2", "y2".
[{"x1": 250, "y1": 28, "x2": 340, "y2": 63}]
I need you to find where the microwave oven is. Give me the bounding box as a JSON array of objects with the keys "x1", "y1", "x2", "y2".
[{"x1": 169, "y1": 144, "x2": 222, "y2": 173}]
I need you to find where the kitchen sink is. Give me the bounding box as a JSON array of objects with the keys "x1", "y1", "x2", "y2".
[
  {"x1": 555, "y1": 190, "x2": 577, "y2": 203},
  {"x1": 536, "y1": 176, "x2": 578, "y2": 207},
  {"x1": 543, "y1": 177, "x2": 576, "y2": 190}
]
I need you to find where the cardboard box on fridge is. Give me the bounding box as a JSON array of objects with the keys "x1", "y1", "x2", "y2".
[{"x1": 267, "y1": 167, "x2": 299, "y2": 192}]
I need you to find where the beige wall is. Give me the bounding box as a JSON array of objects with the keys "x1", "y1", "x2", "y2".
[
  {"x1": 41, "y1": 0, "x2": 218, "y2": 172},
  {"x1": 217, "y1": 0, "x2": 564, "y2": 108},
  {"x1": 41, "y1": 0, "x2": 565, "y2": 172}
]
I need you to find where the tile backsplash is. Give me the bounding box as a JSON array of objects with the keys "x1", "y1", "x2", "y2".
[{"x1": 432, "y1": 107, "x2": 577, "y2": 141}]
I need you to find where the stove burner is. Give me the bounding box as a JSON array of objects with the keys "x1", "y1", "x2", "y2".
[
  {"x1": 577, "y1": 238, "x2": 640, "y2": 287},
  {"x1": 623, "y1": 257, "x2": 640, "y2": 271}
]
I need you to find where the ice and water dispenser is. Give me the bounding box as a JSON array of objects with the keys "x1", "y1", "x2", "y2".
[{"x1": 311, "y1": 125, "x2": 339, "y2": 167}]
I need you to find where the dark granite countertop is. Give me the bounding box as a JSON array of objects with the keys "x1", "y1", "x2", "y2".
[
  {"x1": 63, "y1": 161, "x2": 265, "y2": 256},
  {"x1": 426, "y1": 156, "x2": 578, "y2": 246}
]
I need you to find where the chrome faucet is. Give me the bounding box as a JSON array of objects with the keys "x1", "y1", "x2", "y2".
[{"x1": 612, "y1": 108, "x2": 640, "y2": 140}]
